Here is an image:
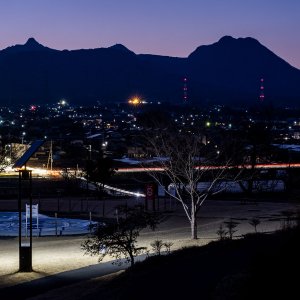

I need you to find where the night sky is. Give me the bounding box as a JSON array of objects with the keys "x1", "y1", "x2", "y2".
[{"x1": 1, "y1": 0, "x2": 300, "y2": 68}]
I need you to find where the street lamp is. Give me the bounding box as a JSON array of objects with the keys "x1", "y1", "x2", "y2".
[
  {"x1": 5, "y1": 144, "x2": 12, "y2": 162},
  {"x1": 13, "y1": 140, "x2": 44, "y2": 272},
  {"x1": 21, "y1": 132, "x2": 26, "y2": 144},
  {"x1": 18, "y1": 169, "x2": 33, "y2": 272}
]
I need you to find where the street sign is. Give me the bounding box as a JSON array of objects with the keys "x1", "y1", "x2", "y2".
[
  {"x1": 158, "y1": 185, "x2": 165, "y2": 197},
  {"x1": 25, "y1": 204, "x2": 39, "y2": 237},
  {"x1": 145, "y1": 183, "x2": 156, "y2": 201},
  {"x1": 26, "y1": 204, "x2": 39, "y2": 217}
]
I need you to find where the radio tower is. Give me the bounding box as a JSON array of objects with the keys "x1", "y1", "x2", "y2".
[
  {"x1": 259, "y1": 78, "x2": 265, "y2": 102},
  {"x1": 183, "y1": 77, "x2": 188, "y2": 102}
]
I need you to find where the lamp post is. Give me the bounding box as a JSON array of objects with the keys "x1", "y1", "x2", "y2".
[
  {"x1": 18, "y1": 169, "x2": 33, "y2": 272},
  {"x1": 13, "y1": 140, "x2": 45, "y2": 273}
]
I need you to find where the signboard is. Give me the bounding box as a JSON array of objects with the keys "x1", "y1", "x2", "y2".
[
  {"x1": 25, "y1": 204, "x2": 39, "y2": 236},
  {"x1": 26, "y1": 204, "x2": 39, "y2": 217},
  {"x1": 145, "y1": 183, "x2": 156, "y2": 201},
  {"x1": 158, "y1": 185, "x2": 165, "y2": 197}
]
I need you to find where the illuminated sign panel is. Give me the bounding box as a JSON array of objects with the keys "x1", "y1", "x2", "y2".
[{"x1": 13, "y1": 140, "x2": 44, "y2": 168}]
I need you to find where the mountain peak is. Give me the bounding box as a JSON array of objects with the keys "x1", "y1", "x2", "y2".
[
  {"x1": 0, "y1": 37, "x2": 54, "y2": 54},
  {"x1": 189, "y1": 36, "x2": 262, "y2": 59},
  {"x1": 23, "y1": 37, "x2": 47, "y2": 51},
  {"x1": 216, "y1": 35, "x2": 260, "y2": 46},
  {"x1": 218, "y1": 35, "x2": 235, "y2": 43},
  {"x1": 109, "y1": 44, "x2": 135, "y2": 54},
  {"x1": 219, "y1": 35, "x2": 260, "y2": 46},
  {"x1": 0, "y1": 35, "x2": 299, "y2": 107},
  {"x1": 25, "y1": 37, "x2": 40, "y2": 46}
]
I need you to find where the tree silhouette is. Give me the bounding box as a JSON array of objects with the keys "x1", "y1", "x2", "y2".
[
  {"x1": 144, "y1": 129, "x2": 236, "y2": 239},
  {"x1": 249, "y1": 217, "x2": 261, "y2": 233},
  {"x1": 81, "y1": 205, "x2": 160, "y2": 267},
  {"x1": 85, "y1": 153, "x2": 115, "y2": 216},
  {"x1": 224, "y1": 219, "x2": 239, "y2": 240}
]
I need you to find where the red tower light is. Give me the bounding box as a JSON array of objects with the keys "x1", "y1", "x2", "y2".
[
  {"x1": 183, "y1": 77, "x2": 188, "y2": 102},
  {"x1": 259, "y1": 78, "x2": 265, "y2": 102}
]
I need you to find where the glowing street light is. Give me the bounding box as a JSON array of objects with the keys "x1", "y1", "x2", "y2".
[
  {"x1": 128, "y1": 97, "x2": 141, "y2": 105},
  {"x1": 128, "y1": 97, "x2": 147, "y2": 106},
  {"x1": 58, "y1": 99, "x2": 67, "y2": 106},
  {"x1": 21, "y1": 132, "x2": 26, "y2": 144}
]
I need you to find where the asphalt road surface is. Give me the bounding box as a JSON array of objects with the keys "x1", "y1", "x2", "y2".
[{"x1": 0, "y1": 199, "x2": 299, "y2": 299}]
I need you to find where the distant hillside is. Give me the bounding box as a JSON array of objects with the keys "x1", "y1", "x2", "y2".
[{"x1": 0, "y1": 36, "x2": 300, "y2": 107}]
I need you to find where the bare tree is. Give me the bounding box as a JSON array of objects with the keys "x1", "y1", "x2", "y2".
[
  {"x1": 280, "y1": 210, "x2": 295, "y2": 230},
  {"x1": 144, "y1": 130, "x2": 235, "y2": 239},
  {"x1": 0, "y1": 143, "x2": 17, "y2": 173},
  {"x1": 216, "y1": 223, "x2": 227, "y2": 240},
  {"x1": 249, "y1": 217, "x2": 261, "y2": 233},
  {"x1": 62, "y1": 165, "x2": 82, "y2": 185},
  {"x1": 0, "y1": 155, "x2": 9, "y2": 173},
  {"x1": 163, "y1": 242, "x2": 173, "y2": 254},
  {"x1": 81, "y1": 205, "x2": 160, "y2": 267},
  {"x1": 224, "y1": 219, "x2": 239, "y2": 240},
  {"x1": 150, "y1": 239, "x2": 164, "y2": 256},
  {"x1": 234, "y1": 123, "x2": 276, "y2": 196}
]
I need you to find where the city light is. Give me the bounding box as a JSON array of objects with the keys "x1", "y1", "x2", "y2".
[
  {"x1": 128, "y1": 97, "x2": 141, "y2": 105},
  {"x1": 128, "y1": 97, "x2": 146, "y2": 105}
]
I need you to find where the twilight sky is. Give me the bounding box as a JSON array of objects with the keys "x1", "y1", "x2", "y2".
[{"x1": 1, "y1": 0, "x2": 300, "y2": 68}]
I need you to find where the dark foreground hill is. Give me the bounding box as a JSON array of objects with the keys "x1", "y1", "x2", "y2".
[
  {"x1": 1, "y1": 36, "x2": 300, "y2": 107},
  {"x1": 96, "y1": 227, "x2": 300, "y2": 300},
  {"x1": 23, "y1": 226, "x2": 300, "y2": 300}
]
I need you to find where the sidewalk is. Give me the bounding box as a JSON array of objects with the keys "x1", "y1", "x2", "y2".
[
  {"x1": 0, "y1": 198, "x2": 299, "y2": 297},
  {"x1": 0, "y1": 258, "x2": 131, "y2": 299}
]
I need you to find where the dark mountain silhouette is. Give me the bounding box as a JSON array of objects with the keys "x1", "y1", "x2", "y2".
[
  {"x1": 1, "y1": 38, "x2": 56, "y2": 54},
  {"x1": 0, "y1": 36, "x2": 299, "y2": 107},
  {"x1": 187, "y1": 36, "x2": 300, "y2": 105}
]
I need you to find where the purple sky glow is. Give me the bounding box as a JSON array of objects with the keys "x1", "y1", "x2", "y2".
[{"x1": 1, "y1": 0, "x2": 300, "y2": 68}]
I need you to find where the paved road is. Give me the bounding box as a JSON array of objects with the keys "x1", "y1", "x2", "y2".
[
  {"x1": 0, "y1": 199, "x2": 299, "y2": 298},
  {"x1": 0, "y1": 255, "x2": 148, "y2": 299}
]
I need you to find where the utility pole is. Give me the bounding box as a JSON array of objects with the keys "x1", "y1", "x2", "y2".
[
  {"x1": 88, "y1": 144, "x2": 92, "y2": 160},
  {"x1": 47, "y1": 140, "x2": 53, "y2": 170}
]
